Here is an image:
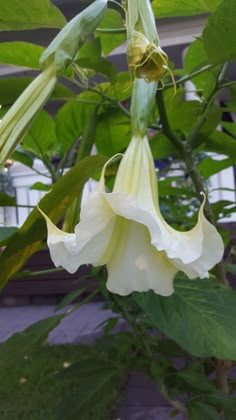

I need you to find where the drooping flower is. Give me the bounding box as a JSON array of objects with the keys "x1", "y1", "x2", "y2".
[
  {"x1": 125, "y1": 0, "x2": 175, "y2": 88},
  {"x1": 39, "y1": 134, "x2": 224, "y2": 296},
  {"x1": 127, "y1": 30, "x2": 170, "y2": 84}
]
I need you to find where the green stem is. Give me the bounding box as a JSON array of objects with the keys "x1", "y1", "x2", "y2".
[
  {"x1": 108, "y1": 0, "x2": 126, "y2": 17},
  {"x1": 111, "y1": 294, "x2": 153, "y2": 358},
  {"x1": 68, "y1": 74, "x2": 130, "y2": 118},
  {"x1": 164, "y1": 64, "x2": 215, "y2": 89},
  {"x1": 160, "y1": 384, "x2": 188, "y2": 416},
  {"x1": 156, "y1": 86, "x2": 230, "y2": 410},
  {"x1": 95, "y1": 27, "x2": 126, "y2": 34},
  {"x1": 12, "y1": 267, "x2": 64, "y2": 279},
  {"x1": 221, "y1": 80, "x2": 236, "y2": 89}
]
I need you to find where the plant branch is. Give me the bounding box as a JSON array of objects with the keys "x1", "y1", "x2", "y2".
[
  {"x1": 164, "y1": 64, "x2": 215, "y2": 89},
  {"x1": 95, "y1": 27, "x2": 126, "y2": 34},
  {"x1": 188, "y1": 63, "x2": 229, "y2": 148},
  {"x1": 160, "y1": 384, "x2": 188, "y2": 416},
  {"x1": 156, "y1": 88, "x2": 228, "y2": 286},
  {"x1": 156, "y1": 85, "x2": 230, "y2": 411}
]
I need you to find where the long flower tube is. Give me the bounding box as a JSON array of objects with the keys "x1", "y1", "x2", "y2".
[
  {"x1": 39, "y1": 133, "x2": 224, "y2": 296},
  {"x1": 0, "y1": 64, "x2": 57, "y2": 167}
]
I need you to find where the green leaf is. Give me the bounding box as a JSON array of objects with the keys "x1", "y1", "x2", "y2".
[
  {"x1": 77, "y1": 57, "x2": 117, "y2": 82},
  {"x1": 0, "y1": 0, "x2": 66, "y2": 30},
  {"x1": 0, "y1": 226, "x2": 18, "y2": 246},
  {"x1": 104, "y1": 317, "x2": 119, "y2": 334},
  {"x1": 165, "y1": 92, "x2": 221, "y2": 135},
  {"x1": 96, "y1": 9, "x2": 126, "y2": 56},
  {"x1": 56, "y1": 287, "x2": 88, "y2": 311},
  {"x1": 134, "y1": 279, "x2": 236, "y2": 360},
  {"x1": 0, "y1": 77, "x2": 75, "y2": 106},
  {"x1": 188, "y1": 402, "x2": 220, "y2": 420},
  {"x1": 0, "y1": 42, "x2": 44, "y2": 69},
  {"x1": 150, "y1": 133, "x2": 179, "y2": 159},
  {"x1": 225, "y1": 264, "x2": 236, "y2": 275},
  {"x1": 184, "y1": 39, "x2": 220, "y2": 98},
  {"x1": 203, "y1": 0, "x2": 236, "y2": 65},
  {"x1": 158, "y1": 183, "x2": 194, "y2": 198},
  {"x1": 178, "y1": 370, "x2": 216, "y2": 392},
  {"x1": 58, "y1": 359, "x2": 119, "y2": 378},
  {"x1": 0, "y1": 315, "x2": 65, "y2": 371},
  {"x1": 12, "y1": 149, "x2": 34, "y2": 168},
  {"x1": 201, "y1": 130, "x2": 236, "y2": 160},
  {"x1": 152, "y1": 0, "x2": 222, "y2": 18},
  {"x1": 198, "y1": 156, "x2": 234, "y2": 178},
  {"x1": 98, "y1": 72, "x2": 132, "y2": 102},
  {"x1": 22, "y1": 110, "x2": 57, "y2": 158},
  {"x1": 211, "y1": 200, "x2": 236, "y2": 220},
  {"x1": 57, "y1": 360, "x2": 122, "y2": 420},
  {"x1": 55, "y1": 99, "x2": 95, "y2": 155},
  {"x1": 206, "y1": 390, "x2": 236, "y2": 411},
  {"x1": 78, "y1": 37, "x2": 102, "y2": 59},
  {"x1": 0, "y1": 191, "x2": 16, "y2": 206},
  {"x1": 0, "y1": 155, "x2": 107, "y2": 289},
  {"x1": 30, "y1": 182, "x2": 51, "y2": 192},
  {"x1": 221, "y1": 122, "x2": 236, "y2": 138},
  {"x1": 184, "y1": 39, "x2": 209, "y2": 74},
  {"x1": 95, "y1": 110, "x2": 131, "y2": 156}
]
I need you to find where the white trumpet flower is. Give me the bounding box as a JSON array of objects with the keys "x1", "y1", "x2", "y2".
[{"x1": 40, "y1": 135, "x2": 224, "y2": 296}]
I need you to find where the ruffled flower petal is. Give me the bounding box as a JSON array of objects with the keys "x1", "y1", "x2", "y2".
[
  {"x1": 105, "y1": 218, "x2": 177, "y2": 296},
  {"x1": 39, "y1": 192, "x2": 116, "y2": 273}
]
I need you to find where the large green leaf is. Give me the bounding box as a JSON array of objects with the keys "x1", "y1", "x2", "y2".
[
  {"x1": 134, "y1": 279, "x2": 236, "y2": 360},
  {"x1": 221, "y1": 122, "x2": 236, "y2": 138},
  {"x1": 166, "y1": 93, "x2": 221, "y2": 135},
  {"x1": 55, "y1": 99, "x2": 95, "y2": 155},
  {"x1": 98, "y1": 72, "x2": 132, "y2": 102},
  {"x1": 201, "y1": 131, "x2": 236, "y2": 161},
  {"x1": 203, "y1": 0, "x2": 236, "y2": 64},
  {"x1": 57, "y1": 360, "x2": 125, "y2": 420},
  {"x1": 78, "y1": 37, "x2": 102, "y2": 60},
  {"x1": 0, "y1": 77, "x2": 75, "y2": 106},
  {"x1": 96, "y1": 9, "x2": 126, "y2": 56},
  {"x1": 184, "y1": 39, "x2": 219, "y2": 98},
  {"x1": 95, "y1": 109, "x2": 131, "y2": 156},
  {"x1": 188, "y1": 402, "x2": 220, "y2": 420},
  {"x1": 12, "y1": 149, "x2": 34, "y2": 168},
  {"x1": 150, "y1": 133, "x2": 179, "y2": 159},
  {"x1": 22, "y1": 110, "x2": 57, "y2": 158},
  {"x1": 152, "y1": 0, "x2": 222, "y2": 18},
  {"x1": 76, "y1": 56, "x2": 117, "y2": 83},
  {"x1": 0, "y1": 155, "x2": 107, "y2": 289},
  {"x1": 0, "y1": 227, "x2": 18, "y2": 246},
  {"x1": 0, "y1": 42, "x2": 44, "y2": 69},
  {"x1": 198, "y1": 156, "x2": 234, "y2": 178},
  {"x1": 0, "y1": 192, "x2": 16, "y2": 206},
  {"x1": 0, "y1": 0, "x2": 66, "y2": 30},
  {"x1": 184, "y1": 39, "x2": 209, "y2": 74},
  {"x1": 178, "y1": 369, "x2": 216, "y2": 392},
  {"x1": 205, "y1": 390, "x2": 236, "y2": 412},
  {"x1": 0, "y1": 315, "x2": 65, "y2": 372}
]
